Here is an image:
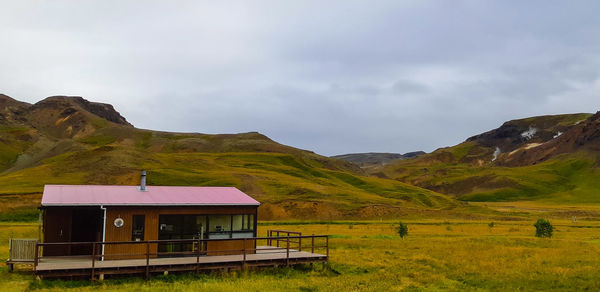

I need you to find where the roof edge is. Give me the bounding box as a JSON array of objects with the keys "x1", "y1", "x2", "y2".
[{"x1": 41, "y1": 203, "x2": 261, "y2": 207}]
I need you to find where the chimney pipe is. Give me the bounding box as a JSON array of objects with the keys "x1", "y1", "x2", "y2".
[{"x1": 139, "y1": 170, "x2": 147, "y2": 191}]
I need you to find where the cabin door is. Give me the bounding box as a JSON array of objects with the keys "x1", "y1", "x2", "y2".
[
  {"x1": 70, "y1": 208, "x2": 103, "y2": 255},
  {"x1": 43, "y1": 208, "x2": 72, "y2": 256}
]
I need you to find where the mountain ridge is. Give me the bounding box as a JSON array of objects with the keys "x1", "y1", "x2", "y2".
[{"x1": 331, "y1": 151, "x2": 426, "y2": 167}]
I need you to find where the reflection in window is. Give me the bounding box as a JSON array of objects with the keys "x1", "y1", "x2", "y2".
[
  {"x1": 207, "y1": 215, "x2": 255, "y2": 239},
  {"x1": 232, "y1": 215, "x2": 254, "y2": 231},
  {"x1": 209, "y1": 215, "x2": 231, "y2": 232},
  {"x1": 132, "y1": 215, "x2": 145, "y2": 241}
]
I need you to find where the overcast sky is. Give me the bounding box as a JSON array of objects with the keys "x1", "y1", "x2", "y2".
[{"x1": 1, "y1": 1, "x2": 600, "y2": 156}]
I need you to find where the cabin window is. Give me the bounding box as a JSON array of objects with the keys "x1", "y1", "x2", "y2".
[
  {"x1": 132, "y1": 215, "x2": 145, "y2": 241},
  {"x1": 208, "y1": 215, "x2": 232, "y2": 239},
  {"x1": 232, "y1": 214, "x2": 254, "y2": 231},
  {"x1": 158, "y1": 215, "x2": 206, "y2": 255},
  {"x1": 231, "y1": 214, "x2": 254, "y2": 238}
]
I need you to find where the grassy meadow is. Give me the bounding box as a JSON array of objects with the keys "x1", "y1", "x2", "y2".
[{"x1": 2, "y1": 210, "x2": 600, "y2": 291}]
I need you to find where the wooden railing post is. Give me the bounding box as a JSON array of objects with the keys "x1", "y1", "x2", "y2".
[
  {"x1": 196, "y1": 239, "x2": 201, "y2": 273},
  {"x1": 311, "y1": 234, "x2": 315, "y2": 254},
  {"x1": 276, "y1": 231, "x2": 280, "y2": 247},
  {"x1": 286, "y1": 236, "x2": 290, "y2": 266},
  {"x1": 326, "y1": 236, "x2": 329, "y2": 258},
  {"x1": 145, "y1": 242, "x2": 150, "y2": 280},
  {"x1": 242, "y1": 238, "x2": 247, "y2": 269},
  {"x1": 299, "y1": 236, "x2": 302, "y2": 252},
  {"x1": 33, "y1": 243, "x2": 39, "y2": 273},
  {"x1": 91, "y1": 242, "x2": 96, "y2": 281}
]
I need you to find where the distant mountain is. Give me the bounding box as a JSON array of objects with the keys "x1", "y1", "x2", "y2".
[
  {"x1": 376, "y1": 112, "x2": 600, "y2": 203},
  {"x1": 332, "y1": 151, "x2": 426, "y2": 167},
  {"x1": 0, "y1": 94, "x2": 458, "y2": 220}
]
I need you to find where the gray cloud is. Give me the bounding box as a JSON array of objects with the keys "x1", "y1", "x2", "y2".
[{"x1": 1, "y1": 1, "x2": 600, "y2": 156}]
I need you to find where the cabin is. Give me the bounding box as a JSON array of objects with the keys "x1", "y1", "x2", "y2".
[
  {"x1": 40, "y1": 172, "x2": 259, "y2": 259},
  {"x1": 14, "y1": 171, "x2": 329, "y2": 279}
]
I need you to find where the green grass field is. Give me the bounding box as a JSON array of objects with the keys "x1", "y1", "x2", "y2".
[{"x1": 3, "y1": 209, "x2": 600, "y2": 291}]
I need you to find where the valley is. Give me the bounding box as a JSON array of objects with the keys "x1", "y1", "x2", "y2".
[{"x1": 1, "y1": 94, "x2": 599, "y2": 291}]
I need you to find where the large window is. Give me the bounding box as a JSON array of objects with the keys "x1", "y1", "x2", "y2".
[
  {"x1": 208, "y1": 215, "x2": 232, "y2": 239},
  {"x1": 208, "y1": 214, "x2": 255, "y2": 239},
  {"x1": 158, "y1": 215, "x2": 206, "y2": 255},
  {"x1": 231, "y1": 214, "x2": 254, "y2": 238}
]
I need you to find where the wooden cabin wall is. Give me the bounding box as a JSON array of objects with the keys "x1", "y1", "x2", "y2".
[
  {"x1": 104, "y1": 206, "x2": 258, "y2": 259},
  {"x1": 206, "y1": 239, "x2": 256, "y2": 256}
]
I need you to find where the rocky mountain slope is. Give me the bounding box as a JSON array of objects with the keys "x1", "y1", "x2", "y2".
[
  {"x1": 377, "y1": 112, "x2": 600, "y2": 203},
  {"x1": 0, "y1": 94, "x2": 462, "y2": 220}
]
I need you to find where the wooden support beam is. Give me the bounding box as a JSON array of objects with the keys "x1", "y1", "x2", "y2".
[
  {"x1": 91, "y1": 242, "x2": 96, "y2": 281},
  {"x1": 145, "y1": 242, "x2": 150, "y2": 281}
]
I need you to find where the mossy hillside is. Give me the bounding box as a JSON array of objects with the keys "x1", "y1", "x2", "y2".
[
  {"x1": 517, "y1": 113, "x2": 592, "y2": 127},
  {"x1": 0, "y1": 145, "x2": 459, "y2": 219},
  {"x1": 384, "y1": 151, "x2": 600, "y2": 203},
  {"x1": 0, "y1": 105, "x2": 463, "y2": 220}
]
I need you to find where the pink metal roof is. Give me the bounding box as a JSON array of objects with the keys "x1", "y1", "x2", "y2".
[{"x1": 41, "y1": 185, "x2": 260, "y2": 206}]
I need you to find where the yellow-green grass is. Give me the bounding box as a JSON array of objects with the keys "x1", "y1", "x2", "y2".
[
  {"x1": 0, "y1": 194, "x2": 41, "y2": 222},
  {"x1": 2, "y1": 216, "x2": 600, "y2": 291},
  {"x1": 384, "y1": 151, "x2": 600, "y2": 204}
]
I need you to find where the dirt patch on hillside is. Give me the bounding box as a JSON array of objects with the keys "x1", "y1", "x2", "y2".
[
  {"x1": 421, "y1": 175, "x2": 518, "y2": 196},
  {"x1": 258, "y1": 201, "x2": 342, "y2": 220}
]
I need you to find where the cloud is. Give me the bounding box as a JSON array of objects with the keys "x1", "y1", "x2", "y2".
[{"x1": 1, "y1": 1, "x2": 600, "y2": 155}]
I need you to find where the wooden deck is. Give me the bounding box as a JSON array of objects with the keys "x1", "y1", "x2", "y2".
[
  {"x1": 36, "y1": 246, "x2": 326, "y2": 270},
  {"x1": 34, "y1": 246, "x2": 328, "y2": 279}
]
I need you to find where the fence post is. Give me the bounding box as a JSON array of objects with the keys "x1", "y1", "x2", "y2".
[
  {"x1": 145, "y1": 242, "x2": 150, "y2": 280},
  {"x1": 299, "y1": 236, "x2": 302, "y2": 252},
  {"x1": 311, "y1": 234, "x2": 315, "y2": 253},
  {"x1": 91, "y1": 242, "x2": 96, "y2": 281},
  {"x1": 326, "y1": 236, "x2": 329, "y2": 258},
  {"x1": 286, "y1": 236, "x2": 290, "y2": 266},
  {"x1": 276, "y1": 231, "x2": 280, "y2": 248}
]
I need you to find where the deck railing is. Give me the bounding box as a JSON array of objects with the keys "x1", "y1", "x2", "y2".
[
  {"x1": 33, "y1": 233, "x2": 329, "y2": 280},
  {"x1": 9, "y1": 238, "x2": 38, "y2": 262},
  {"x1": 266, "y1": 230, "x2": 303, "y2": 250},
  {"x1": 6, "y1": 238, "x2": 38, "y2": 271}
]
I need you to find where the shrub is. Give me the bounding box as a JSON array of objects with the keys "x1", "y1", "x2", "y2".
[
  {"x1": 534, "y1": 218, "x2": 553, "y2": 238},
  {"x1": 397, "y1": 222, "x2": 408, "y2": 238},
  {"x1": 488, "y1": 222, "x2": 495, "y2": 228}
]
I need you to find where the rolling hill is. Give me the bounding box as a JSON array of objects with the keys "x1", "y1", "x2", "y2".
[
  {"x1": 377, "y1": 112, "x2": 600, "y2": 203},
  {"x1": 0, "y1": 94, "x2": 464, "y2": 220}
]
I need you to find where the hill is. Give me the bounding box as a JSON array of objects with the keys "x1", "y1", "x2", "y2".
[
  {"x1": 0, "y1": 94, "x2": 465, "y2": 220},
  {"x1": 331, "y1": 151, "x2": 426, "y2": 168},
  {"x1": 377, "y1": 112, "x2": 600, "y2": 203}
]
